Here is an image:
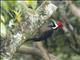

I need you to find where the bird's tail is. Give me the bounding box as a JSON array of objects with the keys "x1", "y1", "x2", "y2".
[
  {"x1": 26, "y1": 37, "x2": 40, "y2": 42},
  {"x1": 26, "y1": 38, "x2": 34, "y2": 42}
]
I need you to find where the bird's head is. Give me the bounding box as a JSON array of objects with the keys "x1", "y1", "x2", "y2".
[{"x1": 49, "y1": 19, "x2": 63, "y2": 30}]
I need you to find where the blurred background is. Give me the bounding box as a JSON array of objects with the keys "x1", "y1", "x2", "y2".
[{"x1": 0, "y1": 0, "x2": 80, "y2": 60}]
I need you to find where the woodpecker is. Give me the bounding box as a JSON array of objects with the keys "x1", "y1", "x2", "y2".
[{"x1": 27, "y1": 19, "x2": 63, "y2": 41}]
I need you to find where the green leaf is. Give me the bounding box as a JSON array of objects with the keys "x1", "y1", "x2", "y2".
[
  {"x1": 1, "y1": 1, "x2": 9, "y2": 11},
  {"x1": 25, "y1": 0, "x2": 37, "y2": 9},
  {"x1": 1, "y1": 15, "x2": 5, "y2": 23},
  {"x1": 27, "y1": 8, "x2": 35, "y2": 16},
  {"x1": 0, "y1": 22, "x2": 7, "y2": 37},
  {"x1": 13, "y1": 10, "x2": 22, "y2": 22},
  {"x1": 31, "y1": 1, "x2": 37, "y2": 9},
  {"x1": 25, "y1": 0, "x2": 33, "y2": 6}
]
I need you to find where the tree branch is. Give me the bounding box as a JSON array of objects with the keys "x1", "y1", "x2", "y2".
[
  {"x1": 17, "y1": 46, "x2": 42, "y2": 57},
  {"x1": 2, "y1": 1, "x2": 57, "y2": 60},
  {"x1": 17, "y1": 46, "x2": 59, "y2": 60},
  {"x1": 66, "y1": 1, "x2": 80, "y2": 18}
]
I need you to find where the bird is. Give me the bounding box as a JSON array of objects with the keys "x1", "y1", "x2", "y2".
[{"x1": 27, "y1": 19, "x2": 63, "y2": 42}]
